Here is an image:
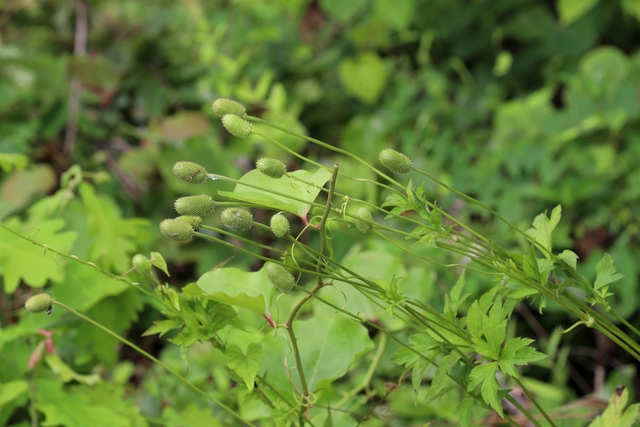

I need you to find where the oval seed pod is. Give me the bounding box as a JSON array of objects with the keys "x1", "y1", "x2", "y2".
[
  {"x1": 222, "y1": 114, "x2": 253, "y2": 139},
  {"x1": 264, "y1": 262, "x2": 295, "y2": 293},
  {"x1": 173, "y1": 161, "x2": 208, "y2": 184},
  {"x1": 256, "y1": 157, "x2": 286, "y2": 179},
  {"x1": 211, "y1": 98, "x2": 247, "y2": 118},
  {"x1": 354, "y1": 207, "x2": 374, "y2": 233},
  {"x1": 379, "y1": 149, "x2": 412, "y2": 175},
  {"x1": 25, "y1": 293, "x2": 52, "y2": 314},
  {"x1": 221, "y1": 208, "x2": 253, "y2": 231},
  {"x1": 160, "y1": 219, "x2": 195, "y2": 242},
  {"x1": 174, "y1": 194, "x2": 215, "y2": 217},
  {"x1": 132, "y1": 254, "x2": 152, "y2": 276},
  {"x1": 270, "y1": 213, "x2": 290, "y2": 238},
  {"x1": 175, "y1": 215, "x2": 203, "y2": 230}
]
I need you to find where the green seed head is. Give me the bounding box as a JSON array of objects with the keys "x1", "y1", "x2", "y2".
[
  {"x1": 354, "y1": 207, "x2": 374, "y2": 233},
  {"x1": 132, "y1": 254, "x2": 152, "y2": 276},
  {"x1": 212, "y1": 98, "x2": 247, "y2": 118},
  {"x1": 173, "y1": 161, "x2": 208, "y2": 184},
  {"x1": 222, "y1": 114, "x2": 253, "y2": 139},
  {"x1": 264, "y1": 262, "x2": 295, "y2": 293},
  {"x1": 175, "y1": 215, "x2": 203, "y2": 230},
  {"x1": 25, "y1": 293, "x2": 52, "y2": 314},
  {"x1": 160, "y1": 219, "x2": 195, "y2": 242},
  {"x1": 221, "y1": 208, "x2": 253, "y2": 231},
  {"x1": 270, "y1": 213, "x2": 290, "y2": 238},
  {"x1": 379, "y1": 149, "x2": 412, "y2": 175},
  {"x1": 174, "y1": 194, "x2": 215, "y2": 217},
  {"x1": 256, "y1": 157, "x2": 287, "y2": 179}
]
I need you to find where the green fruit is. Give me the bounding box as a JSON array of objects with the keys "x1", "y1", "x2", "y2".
[
  {"x1": 25, "y1": 293, "x2": 52, "y2": 314},
  {"x1": 222, "y1": 114, "x2": 253, "y2": 139},
  {"x1": 221, "y1": 208, "x2": 253, "y2": 231},
  {"x1": 175, "y1": 215, "x2": 203, "y2": 230},
  {"x1": 160, "y1": 219, "x2": 195, "y2": 242},
  {"x1": 173, "y1": 161, "x2": 208, "y2": 184},
  {"x1": 270, "y1": 213, "x2": 290, "y2": 237},
  {"x1": 256, "y1": 157, "x2": 286, "y2": 179},
  {"x1": 354, "y1": 207, "x2": 373, "y2": 233},
  {"x1": 379, "y1": 148, "x2": 412, "y2": 175},
  {"x1": 264, "y1": 262, "x2": 295, "y2": 293},
  {"x1": 174, "y1": 194, "x2": 215, "y2": 217},
  {"x1": 132, "y1": 254, "x2": 152, "y2": 276},
  {"x1": 211, "y1": 98, "x2": 247, "y2": 118}
]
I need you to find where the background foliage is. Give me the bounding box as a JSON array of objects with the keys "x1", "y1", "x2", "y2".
[{"x1": 2, "y1": 0, "x2": 640, "y2": 425}]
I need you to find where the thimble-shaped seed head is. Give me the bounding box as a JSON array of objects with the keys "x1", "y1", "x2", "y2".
[
  {"x1": 222, "y1": 114, "x2": 253, "y2": 139},
  {"x1": 264, "y1": 262, "x2": 295, "y2": 293},
  {"x1": 212, "y1": 98, "x2": 247, "y2": 118},
  {"x1": 221, "y1": 208, "x2": 253, "y2": 231},
  {"x1": 270, "y1": 213, "x2": 290, "y2": 238},
  {"x1": 174, "y1": 195, "x2": 215, "y2": 217},
  {"x1": 379, "y1": 149, "x2": 412, "y2": 175},
  {"x1": 175, "y1": 215, "x2": 203, "y2": 230},
  {"x1": 173, "y1": 161, "x2": 208, "y2": 184},
  {"x1": 354, "y1": 207, "x2": 374, "y2": 233},
  {"x1": 132, "y1": 254, "x2": 152, "y2": 276},
  {"x1": 25, "y1": 294, "x2": 52, "y2": 314},
  {"x1": 256, "y1": 157, "x2": 286, "y2": 179},
  {"x1": 160, "y1": 219, "x2": 195, "y2": 242}
]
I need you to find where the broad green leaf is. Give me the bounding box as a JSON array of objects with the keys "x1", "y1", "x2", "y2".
[
  {"x1": 526, "y1": 205, "x2": 561, "y2": 258},
  {"x1": 197, "y1": 266, "x2": 274, "y2": 317},
  {"x1": 150, "y1": 252, "x2": 169, "y2": 276},
  {"x1": 594, "y1": 253, "x2": 625, "y2": 290},
  {"x1": 79, "y1": 183, "x2": 151, "y2": 273},
  {"x1": 162, "y1": 403, "x2": 223, "y2": 427},
  {"x1": 339, "y1": 52, "x2": 388, "y2": 105},
  {"x1": 0, "y1": 217, "x2": 76, "y2": 293},
  {"x1": 225, "y1": 343, "x2": 263, "y2": 392},
  {"x1": 0, "y1": 380, "x2": 29, "y2": 406},
  {"x1": 557, "y1": 0, "x2": 599, "y2": 25},
  {"x1": 45, "y1": 354, "x2": 101, "y2": 385},
  {"x1": 218, "y1": 168, "x2": 331, "y2": 220},
  {"x1": 588, "y1": 387, "x2": 640, "y2": 427}
]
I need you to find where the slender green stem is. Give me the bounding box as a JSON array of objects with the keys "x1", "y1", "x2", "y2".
[
  {"x1": 51, "y1": 300, "x2": 255, "y2": 427},
  {"x1": 512, "y1": 376, "x2": 557, "y2": 427},
  {"x1": 505, "y1": 395, "x2": 543, "y2": 427}
]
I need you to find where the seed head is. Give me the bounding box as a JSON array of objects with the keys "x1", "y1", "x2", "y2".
[
  {"x1": 379, "y1": 149, "x2": 412, "y2": 175},
  {"x1": 160, "y1": 219, "x2": 195, "y2": 242},
  {"x1": 222, "y1": 114, "x2": 253, "y2": 139},
  {"x1": 264, "y1": 262, "x2": 295, "y2": 293},
  {"x1": 221, "y1": 207, "x2": 253, "y2": 231},
  {"x1": 173, "y1": 161, "x2": 208, "y2": 184},
  {"x1": 174, "y1": 194, "x2": 215, "y2": 217},
  {"x1": 25, "y1": 294, "x2": 52, "y2": 314},
  {"x1": 354, "y1": 207, "x2": 374, "y2": 233},
  {"x1": 212, "y1": 98, "x2": 247, "y2": 118},
  {"x1": 132, "y1": 254, "x2": 152, "y2": 276},
  {"x1": 270, "y1": 213, "x2": 290, "y2": 238}
]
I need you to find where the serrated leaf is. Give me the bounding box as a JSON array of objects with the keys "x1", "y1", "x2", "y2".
[
  {"x1": 467, "y1": 362, "x2": 503, "y2": 417},
  {"x1": 165, "y1": 288, "x2": 180, "y2": 311},
  {"x1": 594, "y1": 253, "x2": 625, "y2": 290},
  {"x1": 150, "y1": 252, "x2": 169, "y2": 276},
  {"x1": 142, "y1": 319, "x2": 183, "y2": 337},
  {"x1": 526, "y1": 205, "x2": 561, "y2": 258},
  {"x1": 0, "y1": 217, "x2": 76, "y2": 293},
  {"x1": 218, "y1": 168, "x2": 331, "y2": 220},
  {"x1": 445, "y1": 271, "x2": 470, "y2": 322},
  {"x1": 588, "y1": 387, "x2": 640, "y2": 427},
  {"x1": 558, "y1": 249, "x2": 579, "y2": 270},
  {"x1": 225, "y1": 343, "x2": 263, "y2": 392},
  {"x1": 390, "y1": 347, "x2": 419, "y2": 367},
  {"x1": 455, "y1": 397, "x2": 474, "y2": 427},
  {"x1": 499, "y1": 338, "x2": 547, "y2": 378},
  {"x1": 482, "y1": 299, "x2": 507, "y2": 359},
  {"x1": 524, "y1": 243, "x2": 542, "y2": 283}
]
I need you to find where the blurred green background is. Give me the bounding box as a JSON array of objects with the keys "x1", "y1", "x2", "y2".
[{"x1": 2, "y1": 0, "x2": 640, "y2": 425}]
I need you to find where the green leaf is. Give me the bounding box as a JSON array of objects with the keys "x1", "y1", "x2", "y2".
[
  {"x1": 0, "y1": 217, "x2": 76, "y2": 293},
  {"x1": 79, "y1": 183, "x2": 151, "y2": 273},
  {"x1": 482, "y1": 298, "x2": 507, "y2": 359},
  {"x1": 445, "y1": 271, "x2": 470, "y2": 322},
  {"x1": 0, "y1": 380, "x2": 29, "y2": 406},
  {"x1": 455, "y1": 397, "x2": 474, "y2": 427},
  {"x1": 588, "y1": 387, "x2": 640, "y2": 427},
  {"x1": 467, "y1": 362, "x2": 503, "y2": 417},
  {"x1": 523, "y1": 243, "x2": 542, "y2": 284},
  {"x1": 150, "y1": 252, "x2": 169, "y2": 276},
  {"x1": 162, "y1": 403, "x2": 223, "y2": 427},
  {"x1": 197, "y1": 266, "x2": 274, "y2": 318},
  {"x1": 526, "y1": 205, "x2": 561, "y2": 258},
  {"x1": 218, "y1": 168, "x2": 331, "y2": 220},
  {"x1": 558, "y1": 249, "x2": 579, "y2": 269},
  {"x1": 499, "y1": 338, "x2": 547, "y2": 378},
  {"x1": 339, "y1": 52, "x2": 389, "y2": 105},
  {"x1": 45, "y1": 354, "x2": 101, "y2": 385},
  {"x1": 594, "y1": 253, "x2": 625, "y2": 290},
  {"x1": 142, "y1": 319, "x2": 183, "y2": 338},
  {"x1": 557, "y1": 0, "x2": 600, "y2": 25},
  {"x1": 225, "y1": 343, "x2": 264, "y2": 392}
]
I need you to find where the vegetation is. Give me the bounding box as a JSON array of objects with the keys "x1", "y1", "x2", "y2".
[{"x1": 2, "y1": 1, "x2": 640, "y2": 426}]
